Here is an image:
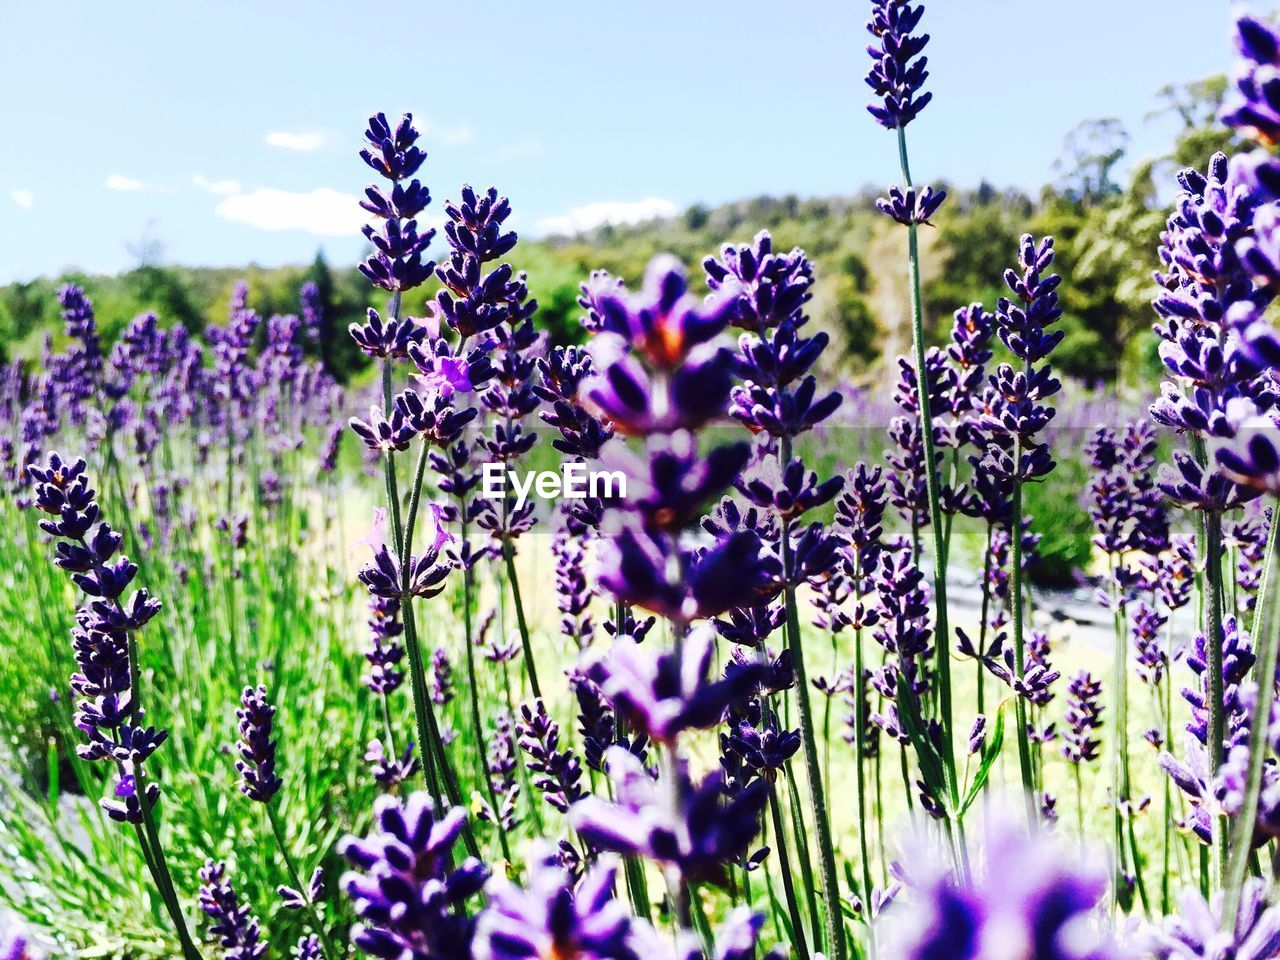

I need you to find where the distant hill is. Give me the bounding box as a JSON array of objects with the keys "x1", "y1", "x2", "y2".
[{"x1": 0, "y1": 179, "x2": 1172, "y2": 389}]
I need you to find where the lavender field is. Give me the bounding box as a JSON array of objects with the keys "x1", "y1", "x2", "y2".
[{"x1": 4, "y1": 3, "x2": 1280, "y2": 960}]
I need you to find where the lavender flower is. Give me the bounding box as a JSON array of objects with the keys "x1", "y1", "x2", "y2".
[
  {"x1": 516, "y1": 699, "x2": 586, "y2": 814},
  {"x1": 235, "y1": 685, "x2": 283, "y2": 803},
  {"x1": 865, "y1": 0, "x2": 933, "y2": 129},
  {"x1": 712, "y1": 602, "x2": 784, "y2": 649},
  {"x1": 719, "y1": 237, "x2": 842, "y2": 438},
  {"x1": 584, "y1": 255, "x2": 736, "y2": 436},
  {"x1": 1062, "y1": 672, "x2": 1104, "y2": 766},
  {"x1": 1223, "y1": 15, "x2": 1280, "y2": 146},
  {"x1": 357, "y1": 537, "x2": 454, "y2": 601},
  {"x1": 1132, "y1": 601, "x2": 1168, "y2": 687},
  {"x1": 626, "y1": 909, "x2": 763, "y2": 960},
  {"x1": 723, "y1": 717, "x2": 801, "y2": 781},
  {"x1": 553, "y1": 507, "x2": 595, "y2": 649},
  {"x1": 340, "y1": 793, "x2": 488, "y2": 960},
  {"x1": 571, "y1": 747, "x2": 768, "y2": 886},
  {"x1": 473, "y1": 849, "x2": 635, "y2": 960},
  {"x1": 365, "y1": 740, "x2": 418, "y2": 788},
  {"x1": 1086, "y1": 423, "x2": 1168, "y2": 559},
  {"x1": 871, "y1": 546, "x2": 933, "y2": 697},
  {"x1": 581, "y1": 630, "x2": 764, "y2": 745},
  {"x1": 535, "y1": 345, "x2": 614, "y2": 460},
  {"x1": 358, "y1": 113, "x2": 435, "y2": 292},
  {"x1": 879, "y1": 814, "x2": 1119, "y2": 960},
  {"x1": 876, "y1": 185, "x2": 946, "y2": 226},
  {"x1": 55, "y1": 284, "x2": 103, "y2": 424},
  {"x1": 28, "y1": 452, "x2": 165, "y2": 821},
  {"x1": 434, "y1": 185, "x2": 534, "y2": 340},
  {"x1": 1, "y1": 937, "x2": 37, "y2": 960},
  {"x1": 349, "y1": 308, "x2": 425, "y2": 361},
  {"x1": 833, "y1": 462, "x2": 888, "y2": 627},
  {"x1": 973, "y1": 235, "x2": 1063, "y2": 487},
  {"x1": 1183, "y1": 618, "x2": 1255, "y2": 750},
  {"x1": 199, "y1": 860, "x2": 267, "y2": 960},
  {"x1": 703, "y1": 229, "x2": 813, "y2": 332},
  {"x1": 211, "y1": 282, "x2": 262, "y2": 413},
  {"x1": 364, "y1": 595, "x2": 405, "y2": 695},
  {"x1": 479, "y1": 710, "x2": 520, "y2": 831},
  {"x1": 1151, "y1": 150, "x2": 1273, "y2": 509},
  {"x1": 1153, "y1": 878, "x2": 1280, "y2": 960}
]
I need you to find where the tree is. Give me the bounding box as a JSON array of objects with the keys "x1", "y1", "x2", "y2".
[
  {"x1": 1150, "y1": 76, "x2": 1239, "y2": 171},
  {"x1": 1053, "y1": 118, "x2": 1129, "y2": 208}
]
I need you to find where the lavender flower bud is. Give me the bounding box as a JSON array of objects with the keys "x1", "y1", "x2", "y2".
[
  {"x1": 235, "y1": 685, "x2": 282, "y2": 803},
  {"x1": 199, "y1": 860, "x2": 268, "y2": 960}
]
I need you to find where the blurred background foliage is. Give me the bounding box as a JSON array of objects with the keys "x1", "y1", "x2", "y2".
[{"x1": 0, "y1": 77, "x2": 1238, "y2": 395}]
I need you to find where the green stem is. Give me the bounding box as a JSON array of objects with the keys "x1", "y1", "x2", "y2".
[
  {"x1": 780, "y1": 494, "x2": 846, "y2": 960},
  {"x1": 768, "y1": 790, "x2": 810, "y2": 960},
  {"x1": 1205, "y1": 514, "x2": 1229, "y2": 889},
  {"x1": 502, "y1": 538, "x2": 542, "y2": 699},
  {"x1": 267, "y1": 802, "x2": 339, "y2": 960},
  {"x1": 853, "y1": 624, "x2": 875, "y2": 911},
  {"x1": 112, "y1": 558, "x2": 201, "y2": 960},
  {"x1": 1109, "y1": 569, "x2": 1141, "y2": 914},
  {"x1": 896, "y1": 125, "x2": 957, "y2": 797},
  {"x1": 784, "y1": 764, "x2": 822, "y2": 946},
  {"x1": 1224, "y1": 503, "x2": 1280, "y2": 923},
  {"x1": 134, "y1": 772, "x2": 203, "y2": 960},
  {"x1": 1009, "y1": 472, "x2": 1037, "y2": 828},
  {"x1": 461, "y1": 547, "x2": 512, "y2": 864}
]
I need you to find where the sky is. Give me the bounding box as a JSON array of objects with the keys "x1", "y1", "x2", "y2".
[{"x1": 0, "y1": 0, "x2": 1252, "y2": 283}]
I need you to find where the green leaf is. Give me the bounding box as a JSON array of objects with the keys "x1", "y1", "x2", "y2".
[
  {"x1": 896, "y1": 674, "x2": 948, "y2": 812},
  {"x1": 45, "y1": 736, "x2": 60, "y2": 810},
  {"x1": 960, "y1": 701, "x2": 1006, "y2": 815},
  {"x1": 769, "y1": 887, "x2": 796, "y2": 945}
]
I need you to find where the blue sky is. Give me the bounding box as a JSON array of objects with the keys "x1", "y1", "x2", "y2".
[{"x1": 0, "y1": 1, "x2": 1248, "y2": 282}]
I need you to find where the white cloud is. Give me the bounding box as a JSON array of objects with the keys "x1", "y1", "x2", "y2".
[
  {"x1": 490, "y1": 138, "x2": 543, "y2": 163},
  {"x1": 435, "y1": 124, "x2": 475, "y2": 147},
  {"x1": 214, "y1": 187, "x2": 364, "y2": 236},
  {"x1": 10, "y1": 189, "x2": 34, "y2": 209},
  {"x1": 105, "y1": 173, "x2": 147, "y2": 192},
  {"x1": 534, "y1": 197, "x2": 678, "y2": 236},
  {"x1": 193, "y1": 174, "x2": 242, "y2": 196},
  {"x1": 265, "y1": 130, "x2": 327, "y2": 152}
]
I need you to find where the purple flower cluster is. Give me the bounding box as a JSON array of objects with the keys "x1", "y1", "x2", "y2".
[
  {"x1": 880, "y1": 816, "x2": 1119, "y2": 960},
  {"x1": 865, "y1": 0, "x2": 933, "y2": 129},
  {"x1": 553, "y1": 506, "x2": 595, "y2": 649},
  {"x1": 583, "y1": 257, "x2": 774, "y2": 623},
  {"x1": 364, "y1": 594, "x2": 405, "y2": 695},
  {"x1": 1062, "y1": 671, "x2": 1104, "y2": 766},
  {"x1": 1086, "y1": 422, "x2": 1169, "y2": 558},
  {"x1": 709, "y1": 232, "x2": 842, "y2": 439},
  {"x1": 581, "y1": 629, "x2": 763, "y2": 746},
  {"x1": 572, "y1": 747, "x2": 768, "y2": 887},
  {"x1": 479, "y1": 710, "x2": 520, "y2": 832},
  {"x1": 516, "y1": 699, "x2": 586, "y2": 814},
  {"x1": 340, "y1": 793, "x2": 488, "y2": 960},
  {"x1": 357, "y1": 113, "x2": 434, "y2": 292},
  {"x1": 474, "y1": 850, "x2": 763, "y2": 960},
  {"x1": 474, "y1": 850, "x2": 636, "y2": 960},
  {"x1": 972, "y1": 235, "x2": 1064, "y2": 487},
  {"x1": 1148, "y1": 146, "x2": 1278, "y2": 505},
  {"x1": 28, "y1": 452, "x2": 165, "y2": 822},
  {"x1": 235, "y1": 684, "x2": 283, "y2": 804},
  {"x1": 1153, "y1": 878, "x2": 1280, "y2": 960},
  {"x1": 199, "y1": 860, "x2": 267, "y2": 960}
]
